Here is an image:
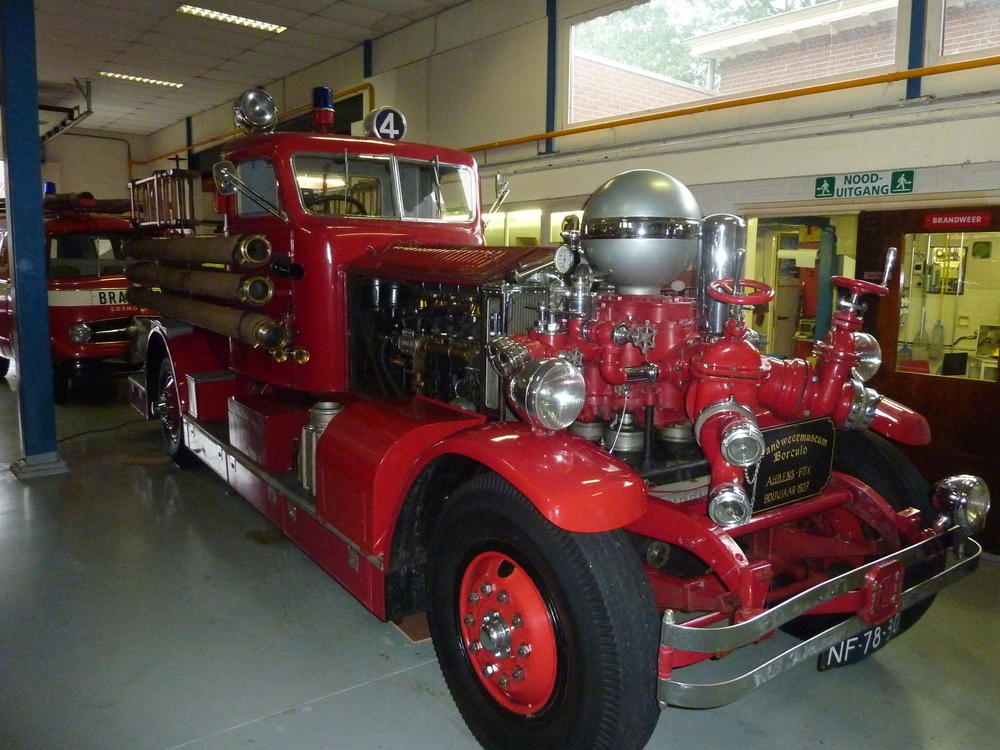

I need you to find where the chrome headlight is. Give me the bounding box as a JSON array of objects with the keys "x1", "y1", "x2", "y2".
[
  {"x1": 708, "y1": 483, "x2": 752, "y2": 528},
  {"x1": 68, "y1": 322, "x2": 93, "y2": 344},
  {"x1": 933, "y1": 474, "x2": 991, "y2": 533},
  {"x1": 852, "y1": 332, "x2": 882, "y2": 382},
  {"x1": 487, "y1": 336, "x2": 532, "y2": 379},
  {"x1": 506, "y1": 357, "x2": 585, "y2": 431}
]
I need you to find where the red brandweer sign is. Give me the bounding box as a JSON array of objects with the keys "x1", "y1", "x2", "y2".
[{"x1": 922, "y1": 212, "x2": 991, "y2": 229}]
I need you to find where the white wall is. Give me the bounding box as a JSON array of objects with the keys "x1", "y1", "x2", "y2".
[
  {"x1": 45, "y1": 0, "x2": 1000, "y2": 219},
  {"x1": 40, "y1": 129, "x2": 147, "y2": 199}
]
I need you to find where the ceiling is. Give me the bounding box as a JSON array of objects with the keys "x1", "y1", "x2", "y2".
[{"x1": 31, "y1": 0, "x2": 467, "y2": 137}]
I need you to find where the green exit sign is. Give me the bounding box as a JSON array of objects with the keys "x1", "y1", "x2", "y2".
[{"x1": 814, "y1": 170, "x2": 915, "y2": 199}]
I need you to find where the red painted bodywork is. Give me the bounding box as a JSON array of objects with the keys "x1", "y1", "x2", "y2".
[
  {"x1": 218, "y1": 133, "x2": 482, "y2": 394},
  {"x1": 133, "y1": 122, "x2": 959, "y2": 703},
  {"x1": 409, "y1": 422, "x2": 648, "y2": 534},
  {"x1": 316, "y1": 396, "x2": 486, "y2": 552}
]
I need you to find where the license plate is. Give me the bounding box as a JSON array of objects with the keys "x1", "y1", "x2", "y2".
[
  {"x1": 91, "y1": 289, "x2": 130, "y2": 306},
  {"x1": 817, "y1": 612, "x2": 902, "y2": 670}
]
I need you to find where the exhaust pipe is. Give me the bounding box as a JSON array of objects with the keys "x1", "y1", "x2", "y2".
[
  {"x1": 127, "y1": 263, "x2": 273, "y2": 305},
  {"x1": 127, "y1": 287, "x2": 287, "y2": 350},
  {"x1": 696, "y1": 213, "x2": 747, "y2": 339},
  {"x1": 124, "y1": 234, "x2": 272, "y2": 267}
]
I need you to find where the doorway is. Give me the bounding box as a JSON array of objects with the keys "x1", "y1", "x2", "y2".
[
  {"x1": 859, "y1": 207, "x2": 1000, "y2": 554},
  {"x1": 750, "y1": 216, "x2": 857, "y2": 357}
]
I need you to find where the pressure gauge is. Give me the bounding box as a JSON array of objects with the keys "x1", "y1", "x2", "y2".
[{"x1": 554, "y1": 244, "x2": 575, "y2": 274}]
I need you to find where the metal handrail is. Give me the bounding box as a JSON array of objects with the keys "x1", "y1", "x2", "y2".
[{"x1": 463, "y1": 54, "x2": 1000, "y2": 154}]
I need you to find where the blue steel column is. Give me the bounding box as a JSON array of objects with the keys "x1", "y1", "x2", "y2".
[
  {"x1": 543, "y1": 0, "x2": 557, "y2": 154},
  {"x1": 906, "y1": 0, "x2": 927, "y2": 100},
  {"x1": 0, "y1": 0, "x2": 68, "y2": 477},
  {"x1": 815, "y1": 225, "x2": 837, "y2": 341}
]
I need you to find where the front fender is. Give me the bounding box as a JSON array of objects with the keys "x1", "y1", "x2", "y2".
[
  {"x1": 148, "y1": 324, "x2": 225, "y2": 417},
  {"x1": 416, "y1": 422, "x2": 647, "y2": 533}
]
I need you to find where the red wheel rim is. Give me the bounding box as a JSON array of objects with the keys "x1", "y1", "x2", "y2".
[{"x1": 458, "y1": 551, "x2": 558, "y2": 715}]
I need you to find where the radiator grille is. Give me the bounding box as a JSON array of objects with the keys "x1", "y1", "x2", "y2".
[{"x1": 481, "y1": 281, "x2": 548, "y2": 413}]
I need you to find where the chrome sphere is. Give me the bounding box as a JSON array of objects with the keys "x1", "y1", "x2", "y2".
[{"x1": 581, "y1": 170, "x2": 701, "y2": 295}]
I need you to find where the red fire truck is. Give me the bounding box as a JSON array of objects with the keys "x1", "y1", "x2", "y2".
[
  {"x1": 0, "y1": 193, "x2": 155, "y2": 402},
  {"x1": 125, "y1": 89, "x2": 988, "y2": 750}
]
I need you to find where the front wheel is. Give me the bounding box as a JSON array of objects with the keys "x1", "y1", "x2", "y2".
[
  {"x1": 427, "y1": 473, "x2": 659, "y2": 750},
  {"x1": 782, "y1": 430, "x2": 940, "y2": 640},
  {"x1": 156, "y1": 359, "x2": 197, "y2": 467}
]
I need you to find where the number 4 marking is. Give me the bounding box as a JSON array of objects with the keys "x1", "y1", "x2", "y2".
[{"x1": 378, "y1": 112, "x2": 399, "y2": 139}]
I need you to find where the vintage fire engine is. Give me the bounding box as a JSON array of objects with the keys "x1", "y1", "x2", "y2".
[
  {"x1": 0, "y1": 191, "x2": 159, "y2": 401},
  {"x1": 125, "y1": 89, "x2": 988, "y2": 750}
]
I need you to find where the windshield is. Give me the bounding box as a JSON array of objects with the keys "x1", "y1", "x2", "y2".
[
  {"x1": 48, "y1": 232, "x2": 133, "y2": 278},
  {"x1": 295, "y1": 154, "x2": 395, "y2": 218},
  {"x1": 293, "y1": 153, "x2": 474, "y2": 222},
  {"x1": 397, "y1": 159, "x2": 474, "y2": 222}
]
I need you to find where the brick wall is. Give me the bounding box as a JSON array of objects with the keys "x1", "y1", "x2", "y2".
[
  {"x1": 943, "y1": 0, "x2": 1000, "y2": 55},
  {"x1": 718, "y1": 22, "x2": 896, "y2": 94},
  {"x1": 571, "y1": 54, "x2": 708, "y2": 123},
  {"x1": 570, "y1": 2, "x2": 1000, "y2": 122}
]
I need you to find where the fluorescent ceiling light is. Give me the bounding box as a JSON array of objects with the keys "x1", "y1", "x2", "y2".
[
  {"x1": 177, "y1": 4, "x2": 287, "y2": 33},
  {"x1": 99, "y1": 71, "x2": 184, "y2": 88}
]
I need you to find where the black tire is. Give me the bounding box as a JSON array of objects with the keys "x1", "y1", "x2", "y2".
[
  {"x1": 0, "y1": 356, "x2": 9, "y2": 378},
  {"x1": 52, "y1": 368, "x2": 70, "y2": 405},
  {"x1": 783, "y1": 430, "x2": 939, "y2": 639},
  {"x1": 427, "y1": 473, "x2": 660, "y2": 750},
  {"x1": 157, "y1": 359, "x2": 198, "y2": 467}
]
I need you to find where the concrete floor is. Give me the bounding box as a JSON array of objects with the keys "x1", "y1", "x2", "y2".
[{"x1": 0, "y1": 372, "x2": 998, "y2": 750}]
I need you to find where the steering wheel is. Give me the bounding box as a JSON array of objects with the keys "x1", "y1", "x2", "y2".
[
  {"x1": 831, "y1": 275, "x2": 888, "y2": 298},
  {"x1": 707, "y1": 278, "x2": 775, "y2": 306},
  {"x1": 305, "y1": 193, "x2": 368, "y2": 215}
]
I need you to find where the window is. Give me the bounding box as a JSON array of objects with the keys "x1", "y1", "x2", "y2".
[
  {"x1": 483, "y1": 209, "x2": 542, "y2": 246},
  {"x1": 236, "y1": 157, "x2": 279, "y2": 218},
  {"x1": 294, "y1": 154, "x2": 393, "y2": 218},
  {"x1": 941, "y1": 0, "x2": 1000, "y2": 57},
  {"x1": 896, "y1": 229, "x2": 1000, "y2": 380},
  {"x1": 293, "y1": 154, "x2": 474, "y2": 222},
  {"x1": 397, "y1": 160, "x2": 474, "y2": 222},
  {"x1": 48, "y1": 233, "x2": 131, "y2": 278},
  {"x1": 569, "y1": 0, "x2": 900, "y2": 124}
]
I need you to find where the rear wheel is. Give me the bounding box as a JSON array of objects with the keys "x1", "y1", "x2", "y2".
[
  {"x1": 156, "y1": 359, "x2": 197, "y2": 467},
  {"x1": 52, "y1": 367, "x2": 71, "y2": 405},
  {"x1": 0, "y1": 356, "x2": 9, "y2": 378},
  {"x1": 427, "y1": 473, "x2": 659, "y2": 750}
]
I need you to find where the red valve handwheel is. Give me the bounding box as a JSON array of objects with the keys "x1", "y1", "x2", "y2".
[
  {"x1": 707, "y1": 278, "x2": 775, "y2": 306},
  {"x1": 831, "y1": 275, "x2": 889, "y2": 298}
]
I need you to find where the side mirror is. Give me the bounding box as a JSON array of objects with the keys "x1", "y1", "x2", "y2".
[
  {"x1": 485, "y1": 173, "x2": 512, "y2": 225},
  {"x1": 495, "y1": 173, "x2": 510, "y2": 202},
  {"x1": 211, "y1": 160, "x2": 288, "y2": 223},
  {"x1": 213, "y1": 161, "x2": 238, "y2": 196}
]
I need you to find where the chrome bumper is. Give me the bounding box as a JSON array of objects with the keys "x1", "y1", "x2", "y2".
[{"x1": 658, "y1": 529, "x2": 981, "y2": 709}]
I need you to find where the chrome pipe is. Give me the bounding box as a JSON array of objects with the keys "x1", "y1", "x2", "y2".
[{"x1": 697, "y1": 213, "x2": 747, "y2": 338}]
